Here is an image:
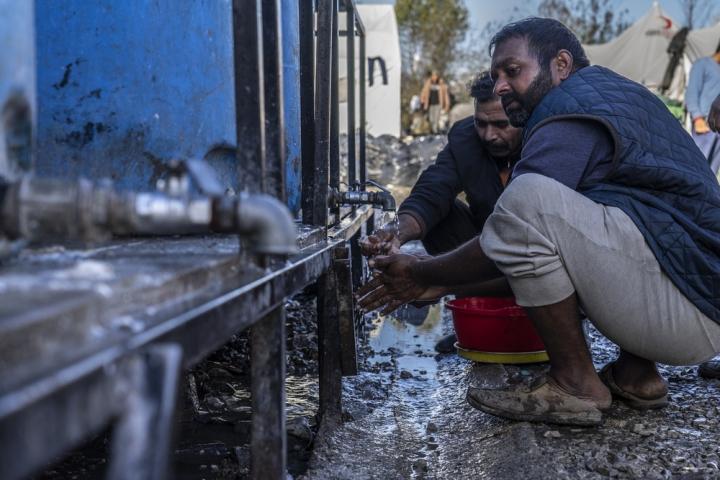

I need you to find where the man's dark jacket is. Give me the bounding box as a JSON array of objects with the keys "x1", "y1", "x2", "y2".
[
  {"x1": 524, "y1": 65, "x2": 720, "y2": 323},
  {"x1": 399, "y1": 116, "x2": 506, "y2": 233}
]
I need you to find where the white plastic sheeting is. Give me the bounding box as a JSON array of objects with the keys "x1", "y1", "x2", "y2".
[
  {"x1": 339, "y1": 4, "x2": 401, "y2": 137},
  {"x1": 583, "y1": 2, "x2": 677, "y2": 91}
]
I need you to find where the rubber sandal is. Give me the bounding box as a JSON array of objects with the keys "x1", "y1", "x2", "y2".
[
  {"x1": 599, "y1": 363, "x2": 668, "y2": 410},
  {"x1": 466, "y1": 377, "x2": 606, "y2": 426}
]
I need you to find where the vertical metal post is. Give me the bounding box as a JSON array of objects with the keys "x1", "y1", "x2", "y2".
[
  {"x1": 329, "y1": 0, "x2": 340, "y2": 222},
  {"x1": 282, "y1": 0, "x2": 303, "y2": 216},
  {"x1": 346, "y1": 3, "x2": 363, "y2": 293},
  {"x1": 300, "y1": 0, "x2": 316, "y2": 224},
  {"x1": 233, "y1": 0, "x2": 265, "y2": 193},
  {"x1": 358, "y1": 32, "x2": 367, "y2": 187},
  {"x1": 334, "y1": 247, "x2": 358, "y2": 376},
  {"x1": 107, "y1": 345, "x2": 183, "y2": 480},
  {"x1": 346, "y1": 2, "x2": 357, "y2": 187},
  {"x1": 317, "y1": 260, "x2": 343, "y2": 422},
  {"x1": 350, "y1": 231, "x2": 363, "y2": 288},
  {"x1": 250, "y1": 306, "x2": 287, "y2": 480},
  {"x1": 261, "y1": 0, "x2": 286, "y2": 200},
  {"x1": 311, "y1": 0, "x2": 333, "y2": 228}
]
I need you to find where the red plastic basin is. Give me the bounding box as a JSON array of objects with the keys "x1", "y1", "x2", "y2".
[{"x1": 445, "y1": 297, "x2": 545, "y2": 353}]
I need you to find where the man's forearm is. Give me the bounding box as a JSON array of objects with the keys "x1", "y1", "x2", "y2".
[
  {"x1": 396, "y1": 213, "x2": 424, "y2": 245},
  {"x1": 410, "y1": 237, "x2": 503, "y2": 287},
  {"x1": 445, "y1": 277, "x2": 512, "y2": 298}
]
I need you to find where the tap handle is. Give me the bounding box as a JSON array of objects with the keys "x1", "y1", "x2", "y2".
[{"x1": 364, "y1": 179, "x2": 391, "y2": 194}]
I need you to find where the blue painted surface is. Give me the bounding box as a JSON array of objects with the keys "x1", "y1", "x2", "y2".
[
  {"x1": 282, "y1": 0, "x2": 302, "y2": 216},
  {"x1": 0, "y1": 0, "x2": 35, "y2": 180},
  {"x1": 34, "y1": 0, "x2": 238, "y2": 191}
]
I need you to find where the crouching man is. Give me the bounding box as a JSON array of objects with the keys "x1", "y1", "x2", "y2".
[
  {"x1": 360, "y1": 72, "x2": 521, "y2": 351},
  {"x1": 358, "y1": 17, "x2": 720, "y2": 426}
]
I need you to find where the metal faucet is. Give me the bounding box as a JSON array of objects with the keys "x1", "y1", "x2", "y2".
[
  {"x1": 0, "y1": 160, "x2": 298, "y2": 258},
  {"x1": 328, "y1": 180, "x2": 396, "y2": 212}
]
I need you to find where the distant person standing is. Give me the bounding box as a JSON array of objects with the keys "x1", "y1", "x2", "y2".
[
  {"x1": 686, "y1": 44, "x2": 720, "y2": 175},
  {"x1": 421, "y1": 70, "x2": 450, "y2": 134}
]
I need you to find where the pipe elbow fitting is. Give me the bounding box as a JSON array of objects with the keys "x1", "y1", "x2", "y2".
[
  {"x1": 378, "y1": 192, "x2": 396, "y2": 212},
  {"x1": 235, "y1": 193, "x2": 298, "y2": 255}
]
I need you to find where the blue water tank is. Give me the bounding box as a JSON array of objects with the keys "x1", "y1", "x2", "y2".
[{"x1": 34, "y1": 0, "x2": 238, "y2": 191}]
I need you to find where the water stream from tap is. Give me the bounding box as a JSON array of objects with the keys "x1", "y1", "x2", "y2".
[{"x1": 379, "y1": 208, "x2": 400, "y2": 242}]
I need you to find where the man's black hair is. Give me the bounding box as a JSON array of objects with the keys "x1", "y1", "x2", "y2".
[
  {"x1": 469, "y1": 71, "x2": 496, "y2": 105},
  {"x1": 489, "y1": 17, "x2": 590, "y2": 71}
]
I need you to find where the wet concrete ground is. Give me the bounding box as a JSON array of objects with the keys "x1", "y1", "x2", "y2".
[{"x1": 305, "y1": 300, "x2": 720, "y2": 479}]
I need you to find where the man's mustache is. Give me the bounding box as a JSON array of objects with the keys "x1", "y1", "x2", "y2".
[{"x1": 501, "y1": 94, "x2": 521, "y2": 110}]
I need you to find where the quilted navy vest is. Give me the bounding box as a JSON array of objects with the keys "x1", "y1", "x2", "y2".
[{"x1": 524, "y1": 66, "x2": 720, "y2": 323}]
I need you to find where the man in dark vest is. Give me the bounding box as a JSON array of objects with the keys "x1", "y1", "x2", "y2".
[
  {"x1": 361, "y1": 72, "x2": 521, "y2": 351},
  {"x1": 358, "y1": 17, "x2": 720, "y2": 426}
]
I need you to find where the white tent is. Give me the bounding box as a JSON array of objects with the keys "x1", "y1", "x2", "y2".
[
  {"x1": 583, "y1": 2, "x2": 678, "y2": 91},
  {"x1": 582, "y1": 2, "x2": 720, "y2": 102},
  {"x1": 339, "y1": 4, "x2": 401, "y2": 137},
  {"x1": 685, "y1": 22, "x2": 720, "y2": 61}
]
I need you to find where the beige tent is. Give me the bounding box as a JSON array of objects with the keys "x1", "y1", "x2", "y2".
[
  {"x1": 685, "y1": 22, "x2": 720, "y2": 61},
  {"x1": 583, "y1": 2, "x2": 678, "y2": 91}
]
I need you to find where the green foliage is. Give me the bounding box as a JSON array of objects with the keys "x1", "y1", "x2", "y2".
[
  {"x1": 395, "y1": 0, "x2": 469, "y2": 76},
  {"x1": 657, "y1": 94, "x2": 685, "y2": 123},
  {"x1": 537, "y1": 0, "x2": 630, "y2": 45}
]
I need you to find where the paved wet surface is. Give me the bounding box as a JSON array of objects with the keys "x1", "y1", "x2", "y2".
[{"x1": 305, "y1": 301, "x2": 720, "y2": 479}]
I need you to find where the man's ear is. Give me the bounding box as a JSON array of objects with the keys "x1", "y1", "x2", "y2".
[{"x1": 554, "y1": 50, "x2": 574, "y2": 80}]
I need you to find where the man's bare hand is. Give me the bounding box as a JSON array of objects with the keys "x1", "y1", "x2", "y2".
[
  {"x1": 695, "y1": 116, "x2": 711, "y2": 134},
  {"x1": 709, "y1": 95, "x2": 720, "y2": 133},
  {"x1": 356, "y1": 253, "x2": 427, "y2": 314},
  {"x1": 359, "y1": 228, "x2": 401, "y2": 257}
]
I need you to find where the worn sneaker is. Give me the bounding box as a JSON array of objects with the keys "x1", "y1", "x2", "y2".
[
  {"x1": 434, "y1": 333, "x2": 457, "y2": 354},
  {"x1": 466, "y1": 377, "x2": 609, "y2": 426},
  {"x1": 699, "y1": 360, "x2": 720, "y2": 379}
]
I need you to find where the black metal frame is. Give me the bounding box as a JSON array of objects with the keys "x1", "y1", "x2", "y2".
[
  {"x1": 0, "y1": 0, "x2": 373, "y2": 478},
  {"x1": 298, "y1": 0, "x2": 372, "y2": 423}
]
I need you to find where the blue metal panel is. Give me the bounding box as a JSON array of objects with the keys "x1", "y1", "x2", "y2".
[
  {"x1": 34, "y1": 0, "x2": 238, "y2": 191},
  {"x1": 0, "y1": 0, "x2": 35, "y2": 180},
  {"x1": 282, "y1": 0, "x2": 302, "y2": 216}
]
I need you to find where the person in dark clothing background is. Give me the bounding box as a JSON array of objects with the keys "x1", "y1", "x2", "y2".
[
  {"x1": 420, "y1": 71, "x2": 451, "y2": 134},
  {"x1": 360, "y1": 71, "x2": 522, "y2": 351}
]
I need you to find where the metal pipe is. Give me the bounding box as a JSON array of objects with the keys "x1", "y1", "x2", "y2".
[
  {"x1": 261, "y1": 0, "x2": 286, "y2": 200},
  {"x1": 312, "y1": 0, "x2": 334, "y2": 228},
  {"x1": 299, "y1": 0, "x2": 316, "y2": 224},
  {"x1": 359, "y1": 32, "x2": 367, "y2": 186},
  {"x1": 233, "y1": 193, "x2": 298, "y2": 255},
  {"x1": 346, "y1": 2, "x2": 356, "y2": 186},
  {"x1": 233, "y1": 0, "x2": 266, "y2": 193},
  {"x1": 0, "y1": 176, "x2": 297, "y2": 255},
  {"x1": 329, "y1": 0, "x2": 340, "y2": 222},
  {"x1": 328, "y1": 187, "x2": 395, "y2": 212}
]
